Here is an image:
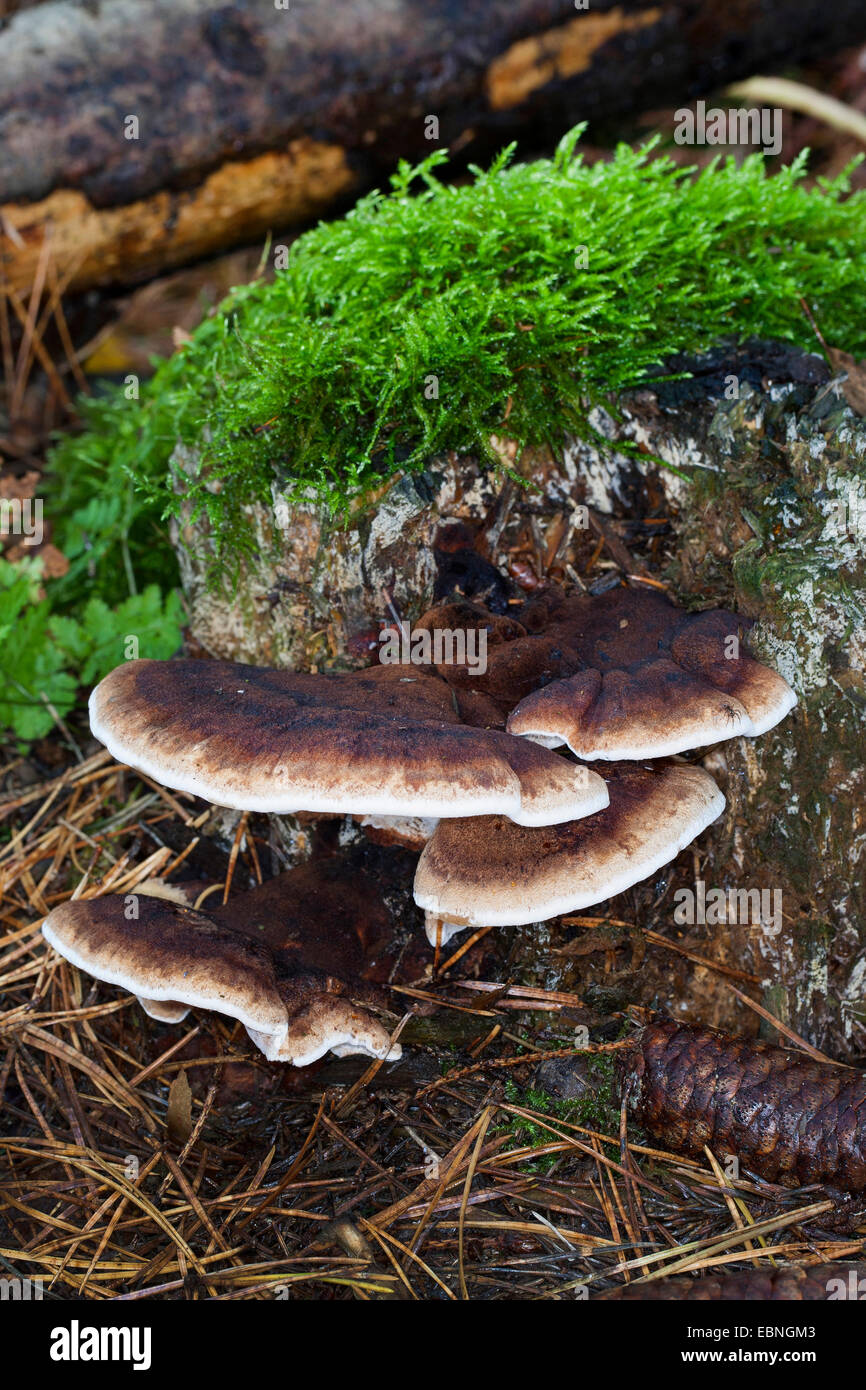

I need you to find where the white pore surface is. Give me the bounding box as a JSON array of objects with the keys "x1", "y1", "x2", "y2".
[{"x1": 246, "y1": 1024, "x2": 402, "y2": 1067}]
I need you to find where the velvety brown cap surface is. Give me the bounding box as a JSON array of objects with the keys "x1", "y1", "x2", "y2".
[
  {"x1": 504, "y1": 588, "x2": 796, "y2": 757},
  {"x1": 89, "y1": 659, "x2": 607, "y2": 825},
  {"x1": 250, "y1": 987, "x2": 399, "y2": 1065},
  {"x1": 417, "y1": 586, "x2": 795, "y2": 757},
  {"x1": 42, "y1": 880, "x2": 402, "y2": 1067},
  {"x1": 42, "y1": 895, "x2": 286, "y2": 1033},
  {"x1": 413, "y1": 762, "x2": 725, "y2": 927}
]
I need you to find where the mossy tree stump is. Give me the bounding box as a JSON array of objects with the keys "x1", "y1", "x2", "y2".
[{"x1": 170, "y1": 342, "x2": 866, "y2": 1056}]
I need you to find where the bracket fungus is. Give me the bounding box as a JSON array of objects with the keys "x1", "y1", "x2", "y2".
[
  {"x1": 89, "y1": 658, "x2": 608, "y2": 827},
  {"x1": 78, "y1": 575, "x2": 794, "y2": 1046},
  {"x1": 420, "y1": 586, "x2": 797, "y2": 759},
  {"x1": 42, "y1": 876, "x2": 401, "y2": 1067},
  {"x1": 413, "y1": 763, "x2": 726, "y2": 938}
]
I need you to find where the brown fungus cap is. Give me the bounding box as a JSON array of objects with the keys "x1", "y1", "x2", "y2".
[
  {"x1": 89, "y1": 658, "x2": 608, "y2": 826},
  {"x1": 420, "y1": 587, "x2": 796, "y2": 758},
  {"x1": 506, "y1": 589, "x2": 796, "y2": 758},
  {"x1": 413, "y1": 762, "x2": 725, "y2": 932},
  {"x1": 42, "y1": 886, "x2": 401, "y2": 1068}
]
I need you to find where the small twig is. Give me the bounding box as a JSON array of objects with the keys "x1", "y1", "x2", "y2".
[
  {"x1": 727, "y1": 76, "x2": 866, "y2": 145},
  {"x1": 724, "y1": 982, "x2": 838, "y2": 1063},
  {"x1": 418, "y1": 1038, "x2": 634, "y2": 1095}
]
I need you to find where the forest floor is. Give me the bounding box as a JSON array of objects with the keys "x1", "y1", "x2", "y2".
[{"x1": 1, "y1": 731, "x2": 862, "y2": 1300}]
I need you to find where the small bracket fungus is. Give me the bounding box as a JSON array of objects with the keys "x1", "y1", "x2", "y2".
[
  {"x1": 89, "y1": 658, "x2": 608, "y2": 826},
  {"x1": 413, "y1": 763, "x2": 725, "y2": 934},
  {"x1": 42, "y1": 884, "x2": 401, "y2": 1068},
  {"x1": 418, "y1": 587, "x2": 797, "y2": 760}
]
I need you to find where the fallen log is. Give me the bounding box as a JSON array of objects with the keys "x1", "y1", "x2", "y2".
[
  {"x1": 1, "y1": 140, "x2": 358, "y2": 299},
  {"x1": 4, "y1": 0, "x2": 866, "y2": 292}
]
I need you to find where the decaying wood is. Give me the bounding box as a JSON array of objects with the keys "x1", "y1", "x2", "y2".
[
  {"x1": 619, "y1": 1020, "x2": 866, "y2": 1191},
  {"x1": 1, "y1": 141, "x2": 358, "y2": 300},
  {"x1": 4, "y1": 0, "x2": 866, "y2": 293}
]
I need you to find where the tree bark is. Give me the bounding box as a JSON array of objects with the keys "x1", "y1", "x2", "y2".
[{"x1": 4, "y1": 0, "x2": 866, "y2": 293}]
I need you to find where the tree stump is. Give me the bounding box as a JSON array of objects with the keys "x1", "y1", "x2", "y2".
[{"x1": 170, "y1": 341, "x2": 866, "y2": 1056}]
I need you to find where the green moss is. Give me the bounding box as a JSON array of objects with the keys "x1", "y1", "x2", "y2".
[
  {"x1": 47, "y1": 131, "x2": 866, "y2": 582},
  {"x1": 500, "y1": 1055, "x2": 621, "y2": 1171},
  {"x1": 551, "y1": 1054, "x2": 620, "y2": 1133}
]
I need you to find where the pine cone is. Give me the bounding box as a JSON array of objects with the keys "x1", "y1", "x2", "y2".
[{"x1": 619, "y1": 1020, "x2": 866, "y2": 1190}]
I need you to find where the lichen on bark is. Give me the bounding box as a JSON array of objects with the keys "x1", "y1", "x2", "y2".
[
  {"x1": 594, "y1": 347, "x2": 866, "y2": 1054},
  {"x1": 668, "y1": 376, "x2": 866, "y2": 1053}
]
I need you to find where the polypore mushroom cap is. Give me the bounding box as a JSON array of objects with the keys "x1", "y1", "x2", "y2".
[
  {"x1": 503, "y1": 588, "x2": 796, "y2": 758},
  {"x1": 413, "y1": 762, "x2": 725, "y2": 931},
  {"x1": 416, "y1": 586, "x2": 796, "y2": 759},
  {"x1": 89, "y1": 658, "x2": 608, "y2": 826},
  {"x1": 41, "y1": 888, "x2": 401, "y2": 1067},
  {"x1": 248, "y1": 985, "x2": 398, "y2": 1066},
  {"x1": 42, "y1": 896, "x2": 287, "y2": 1034}
]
